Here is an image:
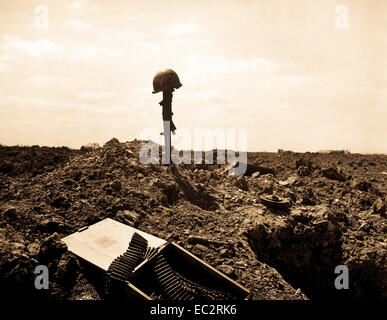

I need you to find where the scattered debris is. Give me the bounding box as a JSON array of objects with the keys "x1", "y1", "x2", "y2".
[
  {"x1": 278, "y1": 175, "x2": 298, "y2": 186},
  {"x1": 116, "y1": 210, "x2": 141, "y2": 226},
  {"x1": 259, "y1": 195, "x2": 290, "y2": 210},
  {"x1": 225, "y1": 161, "x2": 275, "y2": 176},
  {"x1": 187, "y1": 235, "x2": 227, "y2": 247}
]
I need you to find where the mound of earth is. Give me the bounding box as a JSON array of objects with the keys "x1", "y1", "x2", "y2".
[{"x1": 0, "y1": 138, "x2": 386, "y2": 300}]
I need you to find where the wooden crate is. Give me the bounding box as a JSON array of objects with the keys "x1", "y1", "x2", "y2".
[{"x1": 62, "y1": 218, "x2": 166, "y2": 271}]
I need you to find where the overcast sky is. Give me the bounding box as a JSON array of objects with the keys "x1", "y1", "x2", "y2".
[{"x1": 0, "y1": 0, "x2": 386, "y2": 153}]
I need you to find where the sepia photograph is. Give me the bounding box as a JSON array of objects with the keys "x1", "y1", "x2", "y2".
[{"x1": 0, "y1": 0, "x2": 386, "y2": 314}]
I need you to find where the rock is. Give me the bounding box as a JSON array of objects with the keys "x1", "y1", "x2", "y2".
[
  {"x1": 297, "y1": 166, "x2": 311, "y2": 176},
  {"x1": 187, "y1": 235, "x2": 225, "y2": 247},
  {"x1": 312, "y1": 219, "x2": 329, "y2": 232},
  {"x1": 285, "y1": 191, "x2": 300, "y2": 203},
  {"x1": 193, "y1": 244, "x2": 208, "y2": 252},
  {"x1": 225, "y1": 162, "x2": 275, "y2": 176},
  {"x1": 0, "y1": 239, "x2": 37, "y2": 297},
  {"x1": 38, "y1": 232, "x2": 67, "y2": 263},
  {"x1": 111, "y1": 180, "x2": 122, "y2": 192},
  {"x1": 234, "y1": 176, "x2": 248, "y2": 191},
  {"x1": 218, "y1": 264, "x2": 235, "y2": 277},
  {"x1": 235, "y1": 260, "x2": 248, "y2": 268},
  {"x1": 191, "y1": 244, "x2": 209, "y2": 257},
  {"x1": 10, "y1": 242, "x2": 25, "y2": 256},
  {"x1": 63, "y1": 178, "x2": 74, "y2": 186},
  {"x1": 352, "y1": 180, "x2": 373, "y2": 192},
  {"x1": 125, "y1": 149, "x2": 135, "y2": 158},
  {"x1": 187, "y1": 235, "x2": 211, "y2": 246},
  {"x1": 50, "y1": 194, "x2": 70, "y2": 209},
  {"x1": 2, "y1": 206, "x2": 17, "y2": 219},
  {"x1": 219, "y1": 248, "x2": 229, "y2": 257},
  {"x1": 256, "y1": 174, "x2": 276, "y2": 193},
  {"x1": 372, "y1": 198, "x2": 386, "y2": 215},
  {"x1": 55, "y1": 252, "x2": 80, "y2": 288},
  {"x1": 296, "y1": 158, "x2": 314, "y2": 169},
  {"x1": 279, "y1": 175, "x2": 298, "y2": 186},
  {"x1": 38, "y1": 216, "x2": 65, "y2": 232},
  {"x1": 300, "y1": 188, "x2": 317, "y2": 205},
  {"x1": 161, "y1": 182, "x2": 181, "y2": 204},
  {"x1": 321, "y1": 166, "x2": 347, "y2": 181},
  {"x1": 251, "y1": 171, "x2": 260, "y2": 178},
  {"x1": 116, "y1": 210, "x2": 141, "y2": 226},
  {"x1": 27, "y1": 241, "x2": 40, "y2": 256},
  {"x1": 252, "y1": 164, "x2": 276, "y2": 175}
]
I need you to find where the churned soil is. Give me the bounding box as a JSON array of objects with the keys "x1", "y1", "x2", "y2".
[{"x1": 0, "y1": 139, "x2": 385, "y2": 300}]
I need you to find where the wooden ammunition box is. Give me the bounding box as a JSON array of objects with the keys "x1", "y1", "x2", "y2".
[
  {"x1": 62, "y1": 218, "x2": 251, "y2": 300},
  {"x1": 125, "y1": 242, "x2": 251, "y2": 300}
]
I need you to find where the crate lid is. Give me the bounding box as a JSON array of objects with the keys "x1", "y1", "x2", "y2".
[{"x1": 62, "y1": 218, "x2": 166, "y2": 271}]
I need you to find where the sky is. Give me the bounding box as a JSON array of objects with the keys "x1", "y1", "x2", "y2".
[{"x1": 0, "y1": 0, "x2": 386, "y2": 153}]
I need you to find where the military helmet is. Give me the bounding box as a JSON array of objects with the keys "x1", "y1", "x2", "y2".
[{"x1": 152, "y1": 68, "x2": 182, "y2": 94}]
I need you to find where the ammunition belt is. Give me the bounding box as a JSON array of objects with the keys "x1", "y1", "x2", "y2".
[
  {"x1": 152, "y1": 254, "x2": 236, "y2": 300},
  {"x1": 105, "y1": 232, "x2": 148, "y2": 298},
  {"x1": 105, "y1": 235, "x2": 237, "y2": 300}
]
